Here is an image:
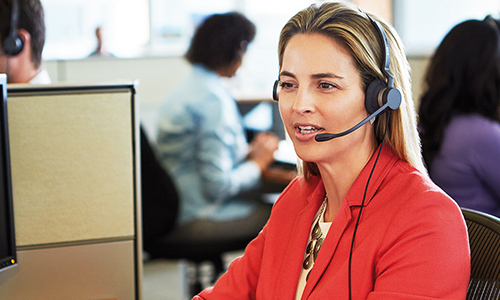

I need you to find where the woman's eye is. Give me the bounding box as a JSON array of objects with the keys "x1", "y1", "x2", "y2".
[
  {"x1": 279, "y1": 81, "x2": 296, "y2": 90},
  {"x1": 319, "y1": 82, "x2": 337, "y2": 90}
]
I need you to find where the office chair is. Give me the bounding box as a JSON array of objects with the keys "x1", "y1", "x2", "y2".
[
  {"x1": 140, "y1": 126, "x2": 257, "y2": 296},
  {"x1": 462, "y1": 208, "x2": 500, "y2": 300},
  {"x1": 140, "y1": 126, "x2": 179, "y2": 239}
]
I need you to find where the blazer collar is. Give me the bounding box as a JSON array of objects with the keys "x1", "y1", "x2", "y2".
[
  {"x1": 304, "y1": 145, "x2": 398, "y2": 208},
  {"x1": 343, "y1": 145, "x2": 398, "y2": 207}
]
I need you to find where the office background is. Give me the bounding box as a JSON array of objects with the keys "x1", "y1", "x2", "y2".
[
  {"x1": 40, "y1": 0, "x2": 500, "y2": 106},
  {"x1": 3, "y1": 0, "x2": 500, "y2": 299},
  {"x1": 38, "y1": 0, "x2": 500, "y2": 139}
]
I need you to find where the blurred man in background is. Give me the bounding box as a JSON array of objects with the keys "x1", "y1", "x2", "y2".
[{"x1": 0, "y1": 0, "x2": 50, "y2": 84}]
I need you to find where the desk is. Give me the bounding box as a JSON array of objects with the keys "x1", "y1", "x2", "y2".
[
  {"x1": 264, "y1": 166, "x2": 297, "y2": 185},
  {"x1": 261, "y1": 160, "x2": 298, "y2": 204}
]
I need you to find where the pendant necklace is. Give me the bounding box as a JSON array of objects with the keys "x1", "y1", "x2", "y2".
[{"x1": 302, "y1": 195, "x2": 327, "y2": 281}]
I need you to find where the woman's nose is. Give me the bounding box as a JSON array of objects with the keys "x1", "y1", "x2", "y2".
[{"x1": 292, "y1": 88, "x2": 315, "y2": 114}]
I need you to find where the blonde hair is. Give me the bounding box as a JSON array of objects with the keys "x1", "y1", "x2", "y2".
[{"x1": 278, "y1": 1, "x2": 426, "y2": 180}]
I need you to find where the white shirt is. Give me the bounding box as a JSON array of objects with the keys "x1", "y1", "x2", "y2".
[
  {"x1": 156, "y1": 64, "x2": 261, "y2": 224},
  {"x1": 29, "y1": 69, "x2": 51, "y2": 84}
]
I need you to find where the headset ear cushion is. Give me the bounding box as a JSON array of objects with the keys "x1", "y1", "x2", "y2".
[
  {"x1": 365, "y1": 79, "x2": 386, "y2": 114},
  {"x1": 272, "y1": 80, "x2": 279, "y2": 101},
  {"x1": 2, "y1": 33, "x2": 24, "y2": 56}
]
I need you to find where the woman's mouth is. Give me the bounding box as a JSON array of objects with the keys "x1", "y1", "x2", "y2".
[
  {"x1": 293, "y1": 125, "x2": 325, "y2": 142},
  {"x1": 298, "y1": 125, "x2": 321, "y2": 134}
]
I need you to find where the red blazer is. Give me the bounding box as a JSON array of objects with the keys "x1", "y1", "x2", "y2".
[{"x1": 194, "y1": 147, "x2": 471, "y2": 299}]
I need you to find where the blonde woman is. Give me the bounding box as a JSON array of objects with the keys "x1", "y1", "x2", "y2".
[{"x1": 194, "y1": 2, "x2": 470, "y2": 299}]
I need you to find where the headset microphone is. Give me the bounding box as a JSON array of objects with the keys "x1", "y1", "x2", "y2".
[{"x1": 314, "y1": 87, "x2": 401, "y2": 142}]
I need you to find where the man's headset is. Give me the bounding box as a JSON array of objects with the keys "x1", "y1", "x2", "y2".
[
  {"x1": 2, "y1": 0, "x2": 24, "y2": 56},
  {"x1": 272, "y1": 15, "x2": 401, "y2": 142}
]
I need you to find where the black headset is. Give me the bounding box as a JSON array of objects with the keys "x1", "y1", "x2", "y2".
[
  {"x1": 272, "y1": 16, "x2": 401, "y2": 120},
  {"x1": 363, "y1": 16, "x2": 401, "y2": 114},
  {"x1": 2, "y1": 0, "x2": 24, "y2": 56}
]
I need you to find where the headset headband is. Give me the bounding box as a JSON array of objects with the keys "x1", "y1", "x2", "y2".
[
  {"x1": 365, "y1": 14, "x2": 395, "y2": 88},
  {"x1": 9, "y1": 0, "x2": 19, "y2": 39}
]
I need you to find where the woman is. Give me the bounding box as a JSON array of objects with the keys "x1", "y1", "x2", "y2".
[
  {"x1": 194, "y1": 2, "x2": 470, "y2": 299},
  {"x1": 156, "y1": 12, "x2": 279, "y2": 248},
  {"x1": 419, "y1": 17, "x2": 500, "y2": 217}
]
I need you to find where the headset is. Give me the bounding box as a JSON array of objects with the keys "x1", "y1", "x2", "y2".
[
  {"x1": 272, "y1": 13, "x2": 401, "y2": 299},
  {"x1": 2, "y1": 0, "x2": 24, "y2": 56},
  {"x1": 272, "y1": 15, "x2": 401, "y2": 142}
]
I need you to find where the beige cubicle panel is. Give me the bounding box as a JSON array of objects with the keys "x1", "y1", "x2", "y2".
[{"x1": 0, "y1": 83, "x2": 142, "y2": 300}]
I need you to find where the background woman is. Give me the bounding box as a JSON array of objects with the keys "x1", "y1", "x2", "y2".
[
  {"x1": 419, "y1": 17, "x2": 500, "y2": 217},
  {"x1": 194, "y1": 2, "x2": 470, "y2": 299}
]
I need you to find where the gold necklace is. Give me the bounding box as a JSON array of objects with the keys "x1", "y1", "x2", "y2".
[{"x1": 302, "y1": 196, "x2": 327, "y2": 281}]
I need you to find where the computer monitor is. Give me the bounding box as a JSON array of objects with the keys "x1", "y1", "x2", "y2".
[
  {"x1": 238, "y1": 100, "x2": 297, "y2": 167},
  {"x1": 239, "y1": 100, "x2": 286, "y2": 141},
  {"x1": 0, "y1": 74, "x2": 16, "y2": 272}
]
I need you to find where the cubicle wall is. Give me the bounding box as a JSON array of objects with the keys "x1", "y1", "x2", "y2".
[{"x1": 0, "y1": 83, "x2": 141, "y2": 300}]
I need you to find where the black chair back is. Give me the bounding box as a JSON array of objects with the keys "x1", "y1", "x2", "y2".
[
  {"x1": 140, "y1": 126, "x2": 179, "y2": 239},
  {"x1": 462, "y1": 208, "x2": 500, "y2": 299}
]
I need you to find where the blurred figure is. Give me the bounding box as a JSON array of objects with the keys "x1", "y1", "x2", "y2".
[
  {"x1": 419, "y1": 16, "x2": 500, "y2": 217},
  {"x1": 156, "y1": 12, "x2": 279, "y2": 242},
  {"x1": 89, "y1": 26, "x2": 113, "y2": 57},
  {"x1": 0, "y1": 0, "x2": 50, "y2": 84}
]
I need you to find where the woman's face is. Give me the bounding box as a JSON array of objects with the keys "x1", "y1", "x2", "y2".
[{"x1": 278, "y1": 33, "x2": 374, "y2": 164}]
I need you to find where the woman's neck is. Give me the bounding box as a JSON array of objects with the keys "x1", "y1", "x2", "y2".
[{"x1": 318, "y1": 140, "x2": 377, "y2": 222}]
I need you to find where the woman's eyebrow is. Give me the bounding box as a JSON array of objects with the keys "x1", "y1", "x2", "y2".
[
  {"x1": 279, "y1": 70, "x2": 295, "y2": 79},
  {"x1": 311, "y1": 72, "x2": 344, "y2": 80},
  {"x1": 279, "y1": 71, "x2": 345, "y2": 80}
]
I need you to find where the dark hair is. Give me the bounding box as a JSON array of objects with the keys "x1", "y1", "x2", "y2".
[
  {"x1": 0, "y1": 0, "x2": 45, "y2": 68},
  {"x1": 418, "y1": 18, "x2": 500, "y2": 168},
  {"x1": 185, "y1": 12, "x2": 256, "y2": 71}
]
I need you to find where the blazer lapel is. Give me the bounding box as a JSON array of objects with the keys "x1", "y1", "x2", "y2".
[
  {"x1": 273, "y1": 180, "x2": 326, "y2": 299},
  {"x1": 300, "y1": 198, "x2": 353, "y2": 298},
  {"x1": 300, "y1": 146, "x2": 398, "y2": 298}
]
